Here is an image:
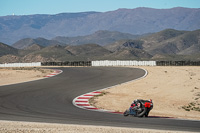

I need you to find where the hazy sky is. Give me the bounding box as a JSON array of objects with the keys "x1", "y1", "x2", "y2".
[{"x1": 1, "y1": 0, "x2": 200, "y2": 16}]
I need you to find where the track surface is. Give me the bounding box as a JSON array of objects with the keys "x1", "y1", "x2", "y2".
[{"x1": 0, "y1": 67, "x2": 199, "y2": 132}]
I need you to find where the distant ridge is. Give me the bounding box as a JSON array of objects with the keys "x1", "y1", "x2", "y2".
[
  {"x1": 12, "y1": 30, "x2": 140, "y2": 49},
  {"x1": 53, "y1": 30, "x2": 139, "y2": 46},
  {"x1": 1, "y1": 7, "x2": 200, "y2": 44},
  {"x1": 0, "y1": 29, "x2": 200, "y2": 63}
]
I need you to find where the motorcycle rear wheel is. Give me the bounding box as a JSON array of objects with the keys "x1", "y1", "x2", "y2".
[{"x1": 136, "y1": 107, "x2": 147, "y2": 117}]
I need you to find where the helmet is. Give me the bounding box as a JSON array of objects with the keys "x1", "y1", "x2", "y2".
[{"x1": 133, "y1": 99, "x2": 138, "y2": 103}]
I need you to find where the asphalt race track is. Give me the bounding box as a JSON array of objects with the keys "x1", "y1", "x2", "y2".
[{"x1": 0, "y1": 67, "x2": 200, "y2": 132}]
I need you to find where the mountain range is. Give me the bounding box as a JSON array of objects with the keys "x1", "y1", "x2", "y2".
[
  {"x1": 12, "y1": 30, "x2": 140, "y2": 49},
  {"x1": 0, "y1": 29, "x2": 200, "y2": 63},
  {"x1": 1, "y1": 7, "x2": 200, "y2": 45}
]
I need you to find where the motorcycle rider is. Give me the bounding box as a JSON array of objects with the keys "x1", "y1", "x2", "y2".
[{"x1": 124, "y1": 99, "x2": 153, "y2": 117}]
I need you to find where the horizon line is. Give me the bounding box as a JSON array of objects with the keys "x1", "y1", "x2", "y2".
[{"x1": 1, "y1": 6, "x2": 199, "y2": 17}]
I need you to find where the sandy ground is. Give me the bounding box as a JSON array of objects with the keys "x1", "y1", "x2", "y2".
[
  {"x1": 0, "y1": 66, "x2": 199, "y2": 133},
  {"x1": 0, "y1": 120, "x2": 195, "y2": 133},
  {"x1": 93, "y1": 66, "x2": 200, "y2": 120},
  {"x1": 0, "y1": 67, "x2": 52, "y2": 86}
]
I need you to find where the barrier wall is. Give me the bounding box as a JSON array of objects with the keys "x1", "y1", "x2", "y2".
[
  {"x1": 1, "y1": 61, "x2": 199, "y2": 67},
  {"x1": 0, "y1": 62, "x2": 41, "y2": 67},
  {"x1": 91, "y1": 60, "x2": 156, "y2": 66}
]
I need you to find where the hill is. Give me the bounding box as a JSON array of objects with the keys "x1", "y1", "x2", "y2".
[
  {"x1": 1, "y1": 7, "x2": 200, "y2": 45},
  {"x1": 22, "y1": 45, "x2": 74, "y2": 62},
  {"x1": 53, "y1": 30, "x2": 139, "y2": 46},
  {"x1": 12, "y1": 38, "x2": 64, "y2": 49},
  {"x1": 0, "y1": 42, "x2": 18, "y2": 57},
  {"x1": 104, "y1": 40, "x2": 144, "y2": 52},
  {"x1": 141, "y1": 29, "x2": 200, "y2": 55},
  {"x1": 65, "y1": 44, "x2": 111, "y2": 56},
  {"x1": 23, "y1": 44, "x2": 44, "y2": 51},
  {"x1": 104, "y1": 48, "x2": 152, "y2": 60}
]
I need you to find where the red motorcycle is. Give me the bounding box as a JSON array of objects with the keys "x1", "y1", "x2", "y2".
[{"x1": 123, "y1": 99, "x2": 153, "y2": 117}]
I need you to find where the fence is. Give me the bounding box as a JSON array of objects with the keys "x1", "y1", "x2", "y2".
[
  {"x1": 41, "y1": 61, "x2": 91, "y2": 66},
  {"x1": 0, "y1": 62, "x2": 41, "y2": 67},
  {"x1": 156, "y1": 61, "x2": 200, "y2": 66},
  {"x1": 91, "y1": 60, "x2": 156, "y2": 66}
]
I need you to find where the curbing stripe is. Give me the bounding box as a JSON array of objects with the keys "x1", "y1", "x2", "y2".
[
  {"x1": 72, "y1": 68, "x2": 149, "y2": 115},
  {"x1": 76, "y1": 104, "x2": 90, "y2": 106},
  {"x1": 44, "y1": 69, "x2": 62, "y2": 78},
  {"x1": 77, "y1": 97, "x2": 91, "y2": 99},
  {"x1": 75, "y1": 101, "x2": 88, "y2": 102},
  {"x1": 83, "y1": 94, "x2": 95, "y2": 96}
]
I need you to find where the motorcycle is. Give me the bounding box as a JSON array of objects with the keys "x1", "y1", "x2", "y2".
[{"x1": 123, "y1": 99, "x2": 153, "y2": 117}]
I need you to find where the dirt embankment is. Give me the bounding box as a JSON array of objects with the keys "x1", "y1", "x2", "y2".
[{"x1": 92, "y1": 66, "x2": 200, "y2": 120}]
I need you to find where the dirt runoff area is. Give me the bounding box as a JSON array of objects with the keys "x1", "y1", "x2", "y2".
[
  {"x1": 92, "y1": 66, "x2": 200, "y2": 120},
  {"x1": 0, "y1": 67, "x2": 53, "y2": 86}
]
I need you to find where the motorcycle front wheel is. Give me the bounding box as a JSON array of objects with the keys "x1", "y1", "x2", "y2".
[{"x1": 123, "y1": 110, "x2": 129, "y2": 116}]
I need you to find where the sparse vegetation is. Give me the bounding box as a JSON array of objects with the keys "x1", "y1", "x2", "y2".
[
  {"x1": 182, "y1": 102, "x2": 200, "y2": 112},
  {"x1": 182, "y1": 90, "x2": 200, "y2": 112}
]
